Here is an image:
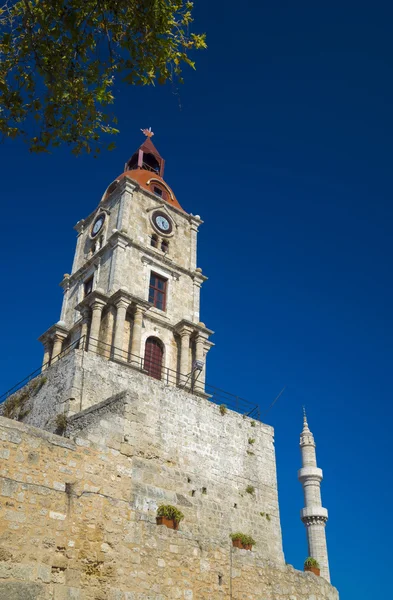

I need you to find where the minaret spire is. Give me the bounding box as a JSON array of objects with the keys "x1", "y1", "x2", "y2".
[{"x1": 298, "y1": 409, "x2": 331, "y2": 582}]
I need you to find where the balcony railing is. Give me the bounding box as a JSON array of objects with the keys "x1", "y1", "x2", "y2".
[{"x1": 0, "y1": 335, "x2": 260, "y2": 420}]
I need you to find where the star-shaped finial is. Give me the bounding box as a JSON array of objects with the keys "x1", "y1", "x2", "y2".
[{"x1": 141, "y1": 127, "x2": 154, "y2": 138}]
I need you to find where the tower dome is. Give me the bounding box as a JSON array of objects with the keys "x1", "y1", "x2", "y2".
[{"x1": 102, "y1": 130, "x2": 184, "y2": 211}]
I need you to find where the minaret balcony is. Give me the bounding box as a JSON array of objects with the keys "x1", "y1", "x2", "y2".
[
  {"x1": 300, "y1": 506, "x2": 328, "y2": 522},
  {"x1": 298, "y1": 466, "x2": 323, "y2": 482}
]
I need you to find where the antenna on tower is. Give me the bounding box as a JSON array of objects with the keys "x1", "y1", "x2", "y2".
[{"x1": 261, "y1": 386, "x2": 286, "y2": 418}]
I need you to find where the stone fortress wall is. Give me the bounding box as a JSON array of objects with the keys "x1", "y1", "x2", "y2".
[{"x1": 0, "y1": 359, "x2": 339, "y2": 599}]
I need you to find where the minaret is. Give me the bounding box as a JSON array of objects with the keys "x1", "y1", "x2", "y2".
[{"x1": 298, "y1": 409, "x2": 330, "y2": 582}]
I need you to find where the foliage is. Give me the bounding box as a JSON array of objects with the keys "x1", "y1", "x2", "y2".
[
  {"x1": 248, "y1": 437, "x2": 255, "y2": 444},
  {"x1": 230, "y1": 532, "x2": 256, "y2": 546},
  {"x1": 157, "y1": 504, "x2": 184, "y2": 523},
  {"x1": 246, "y1": 450, "x2": 254, "y2": 456},
  {"x1": 55, "y1": 413, "x2": 68, "y2": 435},
  {"x1": 0, "y1": 1, "x2": 206, "y2": 155},
  {"x1": 250, "y1": 420, "x2": 256, "y2": 427},
  {"x1": 219, "y1": 404, "x2": 227, "y2": 415},
  {"x1": 2, "y1": 376, "x2": 46, "y2": 420},
  {"x1": 304, "y1": 557, "x2": 320, "y2": 568},
  {"x1": 259, "y1": 511, "x2": 270, "y2": 520},
  {"x1": 245, "y1": 485, "x2": 255, "y2": 495}
]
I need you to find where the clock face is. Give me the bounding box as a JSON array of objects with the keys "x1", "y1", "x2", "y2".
[
  {"x1": 152, "y1": 211, "x2": 172, "y2": 235},
  {"x1": 91, "y1": 214, "x2": 105, "y2": 237}
]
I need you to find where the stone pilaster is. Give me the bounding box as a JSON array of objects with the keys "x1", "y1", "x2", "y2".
[
  {"x1": 88, "y1": 299, "x2": 106, "y2": 353},
  {"x1": 113, "y1": 297, "x2": 130, "y2": 360},
  {"x1": 51, "y1": 331, "x2": 68, "y2": 363},
  {"x1": 189, "y1": 217, "x2": 200, "y2": 271},
  {"x1": 178, "y1": 326, "x2": 193, "y2": 386},
  {"x1": 80, "y1": 307, "x2": 90, "y2": 350},
  {"x1": 130, "y1": 305, "x2": 145, "y2": 363},
  {"x1": 41, "y1": 341, "x2": 52, "y2": 370},
  {"x1": 193, "y1": 333, "x2": 207, "y2": 392},
  {"x1": 298, "y1": 411, "x2": 331, "y2": 582},
  {"x1": 108, "y1": 233, "x2": 129, "y2": 294},
  {"x1": 59, "y1": 274, "x2": 71, "y2": 324}
]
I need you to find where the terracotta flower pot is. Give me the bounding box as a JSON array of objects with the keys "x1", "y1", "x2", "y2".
[
  {"x1": 304, "y1": 566, "x2": 320, "y2": 576},
  {"x1": 232, "y1": 539, "x2": 252, "y2": 550},
  {"x1": 156, "y1": 516, "x2": 179, "y2": 530}
]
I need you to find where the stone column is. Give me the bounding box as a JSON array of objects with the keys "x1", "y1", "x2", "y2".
[
  {"x1": 42, "y1": 341, "x2": 51, "y2": 370},
  {"x1": 113, "y1": 298, "x2": 129, "y2": 360},
  {"x1": 51, "y1": 333, "x2": 67, "y2": 363},
  {"x1": 104, "y1": 306, "x2": 116, "y2": 359},
  {"x1": 189, "y1": 219, "x2": 199, "y2": 271},
  {"x1": 193, "y1": 334, "x2": 206, "y2": 392},
  {"x1": 88, "y1": 300, "x2": 106, "y2": 354},
  {"x1": 80, "y1": 307, "x2": 90, "y2": 350},
  {"x1": 130, "y1": 305, "x2": 144, "y2": 365},
  {"x1": 179, "y1": 328, "x2": 192, "y2": 386},
  {"x1": 60, "y1": 275, "x2": 70, "y2": 322}
]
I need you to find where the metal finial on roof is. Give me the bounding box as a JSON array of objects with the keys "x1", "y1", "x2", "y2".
[
  {"x1": 141, "y1": 127, "x2": 154, "y2": 138},
  {"x1": 301, "y1": 406, "x2": 311, "y2": 433}
]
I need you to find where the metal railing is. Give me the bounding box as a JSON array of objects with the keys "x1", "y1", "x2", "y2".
[{"x1": 0, "y1": 335, "x2": 260, "y2": 420}]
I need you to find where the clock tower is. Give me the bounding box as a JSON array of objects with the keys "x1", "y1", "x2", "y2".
[{"x1": 38, "y1": 131, "x2": 213, "y2": 413}]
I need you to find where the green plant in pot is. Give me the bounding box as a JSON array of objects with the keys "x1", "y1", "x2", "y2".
[
  {"x1": 156, "y1": 505, "x2": 184, "y2": 530},
  {"x1": 230, "y1": 532, "x2": 256, "y2": 550},
  {"x1": 304, "y1": 557, "x2": 320, "y2": 576}
]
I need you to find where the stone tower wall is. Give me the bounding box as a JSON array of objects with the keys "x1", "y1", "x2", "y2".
[{"x1": 62, "y1": 181, "x2": 200, "y2": 332}]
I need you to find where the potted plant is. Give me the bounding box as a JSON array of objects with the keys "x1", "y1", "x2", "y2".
[
  {"x1": 156, "y1": 505, "x2": 184, "y2": 530},
  {"x1": 304, "y1": 557, "x2": 320, "y2": 576},
  {"x1": 230, "y1": 533, "x2": 256, "y2": 551}
]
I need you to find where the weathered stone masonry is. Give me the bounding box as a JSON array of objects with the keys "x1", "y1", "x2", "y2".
[
  {"x1": 0, "y1": 135, "x2": 339, "y2": 599},
  {"x1": 0, "y1": 397, "x2": 338, "y2": 600}
]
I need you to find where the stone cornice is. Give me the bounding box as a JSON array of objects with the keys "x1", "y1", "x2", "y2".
[
  {"x1": 174, "y1": 319, "x2": 214, "y2": 337},
  {"x1": 38, "y1": 322, "x2": 70, "y2": 343},
  {"x1": 109, "y1": 290, "x2": 151, "y2": 312},
  {"x1": 75, "y1": 290, "x2": 109, "y2": 313},
  {"x1": 63, "y1": 230, "x2": 208, "y2": 289}
]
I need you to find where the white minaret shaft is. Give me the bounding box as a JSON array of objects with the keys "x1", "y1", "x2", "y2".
[{"x1": 298, "y1": 410, "x2": 330, "y2": 582}]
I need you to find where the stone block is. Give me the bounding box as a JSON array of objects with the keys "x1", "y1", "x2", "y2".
[{"x1": 0, "y1": 582, "x2": 45, "y2": 600}]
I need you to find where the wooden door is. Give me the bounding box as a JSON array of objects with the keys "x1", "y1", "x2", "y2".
[{"x1": 144, "y1": 337, "x2": 163, "y2": 380}]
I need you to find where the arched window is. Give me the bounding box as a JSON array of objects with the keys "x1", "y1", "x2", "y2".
[
  {"x1": 144, "y1": 337, "x2": 164, "y2": 380},
  {"x1": 151, "y1": 234, "x2": 158, "y2": 248}
]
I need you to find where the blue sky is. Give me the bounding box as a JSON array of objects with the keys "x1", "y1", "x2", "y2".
[{"x1": 1, "y1": 2, "x2": 392, "y2": 597}]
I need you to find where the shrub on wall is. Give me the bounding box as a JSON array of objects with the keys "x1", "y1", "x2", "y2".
[
  {"x1": 2, "y1": 376, "x2": 47, "y2": 420},
  {"x1": 230, "y1": 533, "x2": 256, "y2": 548},
  {"x1": 156, "y1": 505, "x2": 184, "y2": 523},
  {"x1": 304, "y1": 557, "x2": 320, "y2": 568}
]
